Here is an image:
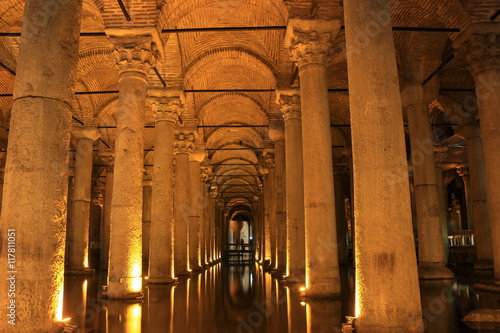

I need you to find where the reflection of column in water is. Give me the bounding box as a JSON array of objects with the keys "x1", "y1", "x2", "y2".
[
  {"x1": 306, "y1": 299, "x2": 341, "y2": 333},
  {"x1": 276, "y1": 279, "x2": 289, "y2": 331},
  {"x1": 187, "y1": 276, "x2": 202, "y2": 332},
  {"x1": 147, "y1": 285, "x2": 174, "y2": 332},
  {"x1": 287, "y1": 287, "x2": 306, "y2": 333},
  {"x1": 63, "y1": 276, "x2": 87, "y2": 332},
  {"x1": 420, "y1": 281, "x2": 454, "y2": 333},
  {"x1": 173, "y1": 279, "x2": 188, "y2": 331},
  {"x1": 106, "y1": 302, "x2": 142, "y2": 333}
]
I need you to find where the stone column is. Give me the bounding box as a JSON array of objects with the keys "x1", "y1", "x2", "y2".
[
  {"x1": 434, "y1": 146, "x2": 450, "y2": 260},
  {"x1": 174, "y1": 132, "x2": 194, "y2": 276},
  {"x1": 66, "y1": 122, "x2": 100, "y2": 274},
  {"x1": 148, "y1": 92, "x2": 179, "y2": 284},
  {"x1": 100, "y1": 151, "x2": 114, "y2": 271},
  {"x1": 277, "y1": 91, "x2": 306, "y2": 283},
  {"x1": 262, "y1": 153, "x2": 277, "y2": 269},
  {"x1": 0, "y1": 0, "x2": 83, "y2": 330},
  {"x1": 454, "y1": 23, "x2": 500, "y2": 282},
  {"x1": 402, "y1": 84, "x2": 454, "y2": 280},
  {"x1": 107, "y1": 35, "x2": 156, "y2": 299},
  {"x1": 142, "y1": 173, "x2": 152, "y2": 270},
  {"x1": 189, "y1": 147, "x2": 205, "y2": 271},
  {"x1": 334, "y1": 169, "x2": 349, "y2": 266},
  {"x1": 200, "y1": 163, "x2": 211, "y2": 267},
  {"x1": 456, "y1": 164, "x2": 473, "y2": 230},
  {"x1": 269, "y1": 119, "x2": 287, "y2": 275},
  {"x1": 455, "y1": 122, "x2": 493, "y2": 269},
  {"x1": 344, "y1": 0, "x2": 423, "y2": 331},
  {"x1": 285, "y1": 19, "x2": 341, "y2": 297}
]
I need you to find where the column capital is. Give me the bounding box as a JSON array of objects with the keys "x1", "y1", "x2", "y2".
[
  {"x1": 455, "y1": 120, "x2": 481, "y2": 140},
  {"x1": 276, "y1": 90, "x2": 301, "y2": 121},
  {"x1": 100, "y1": 150, "x2": 115, "y2": 168},
  {"x1": 400, "y1": 83, "x2": 439, "y2": 108},
  {"x1": 264, "y1": 151, "x2": 276, "y2": 169},
  {"x1": 71, "y1": 118, "x2": 100, "y2": 141},
  {"x1": 453, "y1": 22, "x2": 500, "y2": 76},
  {"x1": 284, "y1": 19, "x2": 340, "y2": 67},
  {"x1": 174, "y1": 132, "x2": 195, "y2": 155},
  {"x1": 148, "y1": 88, "x2": 184, "y2": 123},
  {"x1": 455, "y1": 163, "x2": 470, "y2": 180},
  {"x1": 433, "y1": 145, "x2": 449, "y2": 165},
  {"x1": 268, "y1": 119, "x2": 285, "y2": 142},
  {"x1": 109, "y1": 35, "x2": 159, "y2": 76}
]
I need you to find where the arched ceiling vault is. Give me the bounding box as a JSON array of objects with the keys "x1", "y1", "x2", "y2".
[{"x1": 0, "y1": 0, "x2": 481, "y2": 212}]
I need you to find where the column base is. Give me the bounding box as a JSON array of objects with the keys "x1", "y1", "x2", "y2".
[
  {"x1": 65, "y1": 268, "x2": 95, "y2": 276},
  {"x1": 463, "y1": 309, "x2": 500, "y2": 330},
  {"x1": 475, "y1": 260, "x2": 494, "y2": 270},
  {"x1": 147, "y1": 277, "x2": 176, "y2": 285},
  {"x1": 104, "y1": 279, "x2": 144, "y2": 300},
  {"x1": 418, "y1": 263, "x2": 454, "y2": 280},
  {"x1": 190, "y1": 265, "x2": 204, "y2": 272}
]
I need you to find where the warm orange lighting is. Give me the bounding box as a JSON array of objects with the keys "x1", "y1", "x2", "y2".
[
  {"x1": 299, "y1": 287, "x2": 306, "y2": 292},
  {"x1": 125, "y1": 304, "x2": 142, "y2": 332},
  {"x1": 300, "y1": 301, "x2": 306, "y2": 306},
  {"x1": 130, "y1": 277, "x2": 142, "y2": 293},
  {"x1": 144, "y1": 276, "x2": 149, "y2": 280},
  {"x1": 61, "y1": 318, "x2": 71, "y2": 323}
]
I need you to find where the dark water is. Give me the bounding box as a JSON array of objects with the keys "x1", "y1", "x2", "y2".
[{"x1": 62, "y1": 264, "x2": 500, "y2": 332}]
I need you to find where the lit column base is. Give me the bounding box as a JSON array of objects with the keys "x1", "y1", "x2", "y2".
[
  {"x1": 147, "y1": 277, "x2": 176, "y2": 285},
  {"x1": 106, "y1": 277, "x2": 143, "y2": 300}
]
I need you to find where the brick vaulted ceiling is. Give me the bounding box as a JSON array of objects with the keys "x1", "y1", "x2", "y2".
[{"x1": 0, "y1": 0, "x2": 496, "y2": 210}]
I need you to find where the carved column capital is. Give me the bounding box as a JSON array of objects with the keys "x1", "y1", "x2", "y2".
[
  {"x1": 150, "y1": 97, "x2": 182, "y2": 123},
  {"x1": 276, "y1": 90, "x2": 301, "y2": 121},
  {"x1": 174, "y1": 132, "x2": 195, "y2": 155},
  {"x1": 453, "y1": 23, "x2": 500, "y2": 76},
  {"x1": 109, "y1": 35, "x2": 159, "y2": 76},
  {"x1": 284, "y1": 19, "x2": 340, "y2": 67}
]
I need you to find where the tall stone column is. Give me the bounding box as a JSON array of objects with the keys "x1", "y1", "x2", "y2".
[
  {"x1": 174, "y1": 132, "x2": 194, "y2": 276},
  {"x1": 344, "y1": 0, "x2": 423, "y2": 331},
  {"x1": 100, "y1": 151, "x2": 114, "y2": 271},
  {"x1": 142, "y1": 173, "x2": 152, "y2": 270},
  {"x1": 262, "y1": 153, "x2": 277, "y2": 269},
  {"x1": 456, "y1": 164, "x2": 473, "y2": 230},
  {"x1": 199, "y1": 167, "x2": 211, "y2": 267},
  {"x1": 402, "y1": 84, "x2": 454, "y2": 280},
  {"x1": 454, "y1": 23, "x2": 500, "y2": 282},
  {"x1": 334, "y1": 169, "x2": 349, "y2": 266},
  {"x1": 148, "y1": 92, "x2": 179, "y2": 284},
  {"x1": 0, "y1": 0, "x2": 83, "y2": 330},
  {"x1": 66, "y1": 121, "x2": 100, "y2": 274},
  {"x1": 269, "y1": 120, "x2": 287, "y2": 275},
  {"x1": 107, "y1": 35, "x2": 156, "y2": 299},
  {"x1": 189, "y1": 147, "x2": 205, "y2": 271},
  {"x1": 434, "y1": 146, "x2": 450, "y2": 260},
  {"x1": 455, "y1": 122, "x2": 493, "y2": 269},
  {"x1": 285, "y1": 19, "x2": 341, "y2": 296},
  {"x1": 277, "y1": 91, "x2": 306, "y2": 283}
]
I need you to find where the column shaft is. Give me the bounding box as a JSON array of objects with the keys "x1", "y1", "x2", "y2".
[
  {"x1": 473, "y1": 69, "x2": 500, "y2": 280},
  {"x1": 344, "y1": 0, "x2": 423, "y2": 330},
  {"x1": 101, "y1": 158, "x2": 114, "y2": 271},
  {"x1": 406, "y1": 99, "x2": 453, "y2": 279},
  {"x1": 189, "y1": 160, "x2": 202, "y2": 271},
  {"x1": 142, "y1": 181, "x2": 152, "y2": 270},
  {"x1": 0, "y1": 0, "x2": 83, "y2": 330},
  {"x1": 67, "y1": 137, "x2": 95, "y2": 273},
  {"x1": 283, "y1": 110, "x2": 306, "y2": 282},
  {"x1": 459, "y1": 124, "x2": 493, "y2": 268},
  {"x1": 148, "y1": 100, "x2": 177, "y2": 283},
  {"x1": 274, "y1": 138, "x2": 287, "y2": 274},
  {"x1": 174, "y1": 151, "x2": 191, "y2": 276},
  {"x1": 107, "y1": 71, "x2": 147, "y2": 299}
]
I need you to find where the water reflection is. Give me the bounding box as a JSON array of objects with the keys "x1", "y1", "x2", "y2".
[{"x1": 62, "y1": 265, "x2": 500, "y2": 332}]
